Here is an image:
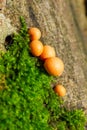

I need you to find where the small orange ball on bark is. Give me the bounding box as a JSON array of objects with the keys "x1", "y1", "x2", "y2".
[
  {"x1": 28, "y1": 27, "x2": 41, "y2": 40},
  {"x1": 54, "y1": 85, "x2": 66, "y2": 97},
  {"x1": 29, "y1": 40, "x2": 43, "y2": 56},
  {"x1": 44, "y1": 57, "x2": 64, "y2": 76},
  {"x1": 40, "y1": 45, "x2": 56, "y2": 60}
]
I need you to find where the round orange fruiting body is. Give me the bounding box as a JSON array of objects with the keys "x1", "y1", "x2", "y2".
[
  {"x1": 54, "y1": 85, "x2": 66, "y2": 97},
  {"x1": 44, "y1": 57, "x2": 64, "y2": 76},
  {"x1": 29, "y1": 40, "x2": 43, "y2": 56},
  {"x1": 40, "y1": 45, "x2": 56, "y2": 60},
  {"x1": 28, "y1": 27, "x2": 41, "y2": 40}
]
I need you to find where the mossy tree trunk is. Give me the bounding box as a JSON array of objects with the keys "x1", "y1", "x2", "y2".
[{"x1": 1, "y1": 0, "x2": 87, "y2": 111}]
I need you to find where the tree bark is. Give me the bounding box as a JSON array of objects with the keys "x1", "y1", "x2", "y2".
[{"x1": 1, "y1": 0, "x2": 87, "y2": 111}]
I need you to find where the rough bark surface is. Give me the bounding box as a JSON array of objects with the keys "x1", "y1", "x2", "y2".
[{"x1": 0, "y1": 0, "x2": 87, "y2": 112}]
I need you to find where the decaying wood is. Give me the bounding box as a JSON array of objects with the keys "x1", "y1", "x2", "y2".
[{"x1": 0, "y1": 0, "x2": 87, "y2": 111}]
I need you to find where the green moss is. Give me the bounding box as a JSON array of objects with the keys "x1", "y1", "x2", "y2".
[{"x1": 0, "y1": 16, "x2": 86, "y2": 130}]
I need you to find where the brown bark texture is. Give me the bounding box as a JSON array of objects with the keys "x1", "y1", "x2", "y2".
[{"x1": 0, "y1": 0, "x2": 87, "y2": 111}]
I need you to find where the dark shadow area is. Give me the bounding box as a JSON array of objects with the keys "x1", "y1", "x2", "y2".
[
  {"x1": 5, "y1": 34, "x2": 14, "y2": 50},
  {"x1": 84, "y1": 0, "x2": 87, "y2": 16}
]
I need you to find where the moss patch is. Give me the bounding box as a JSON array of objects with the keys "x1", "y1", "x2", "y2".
[{"x1": 0, "y1": 17, "x2": 86, "y2": 130}]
